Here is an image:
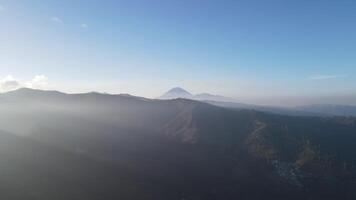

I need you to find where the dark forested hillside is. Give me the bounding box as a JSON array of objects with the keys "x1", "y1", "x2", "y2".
[
  {"x1": 0, "y1": 88, "x2": 356, "y2": 200},
  {"x1": 0, "y1": 131, "x2": 177, "y2": 200}
]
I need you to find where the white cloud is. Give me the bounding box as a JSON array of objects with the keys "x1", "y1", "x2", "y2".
[
  {"x1": 80, "y1": 23, "x2": 88, "y2": 29},
  {"x1": 0, "y1": 75, "x2": 51, "y2": 93},
  {"x1": 25, "y1": 75, "x2": 49, "y2": 89},
  {"x1": 309, "y1": 74, "x2": 347, "y2": 80},
  {"x1": 51, "y1": 17, "x2": 63, "y2": 23},
  {"x1": 0, "y1": 75, "x2": 20, "y2": 92}
]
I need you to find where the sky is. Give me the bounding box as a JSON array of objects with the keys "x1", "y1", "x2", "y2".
[{"x1": 0, "y1": 0, "x2": 356, "y2": 106}]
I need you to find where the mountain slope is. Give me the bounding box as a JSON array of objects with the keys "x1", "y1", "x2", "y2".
[
  {"x1": 207, "y1": 100, "x2": 327, "y2": 116},
  {"x1": 0, "y1": 88, "x2": 356, "y2": 199},
  {"x1": 297, "y1": 104, "x2": 356, "y2": 117},
  {"x1": 0, "y1": 130, "x2": 175, "y2": 200}
]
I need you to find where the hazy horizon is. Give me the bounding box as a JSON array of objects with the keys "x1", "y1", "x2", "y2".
[
  {"x1": 1, "y1": 86, "x2": 356, "y2": 107},
  {"x1": 1, "y1": 0, "x2": 356, "y2": 106}
]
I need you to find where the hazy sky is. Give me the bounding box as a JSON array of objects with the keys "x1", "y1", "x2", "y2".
[{"x1": 0, "y1": 0, "x2": 356, "y2": 104}]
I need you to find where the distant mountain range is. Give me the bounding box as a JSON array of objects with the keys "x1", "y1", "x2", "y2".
[
  {"x1": 0, "y1": 88, "x2": 356, "y2": 199},
  {"x1": 159, "y1": 87, "x2": 356, "y2": 117},
  {"x1": 159, "y1": 87, "x2": 236, "y2": 102}
]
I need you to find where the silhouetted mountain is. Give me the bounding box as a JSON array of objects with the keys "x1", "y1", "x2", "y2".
[
  {"x1": 0, "y1": 88, "x2": 356, "y2": 199},
  {"x1": 159, "y1": 87, "x2": 193, "y2": 99},
  {"x1": 159, "y1": 87, "x2": 234, "y2": 102}
]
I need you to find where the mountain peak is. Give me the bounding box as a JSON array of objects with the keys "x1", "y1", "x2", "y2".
[
  {"x1": 167, "y1": 87, "x2": 191, "y2": 94},
  {"x1": 158, "y1": 87, "x2": 237, "y2": 102},
  {"x1": 159, "y1": 87, "x2": 193, "y2": 99}
]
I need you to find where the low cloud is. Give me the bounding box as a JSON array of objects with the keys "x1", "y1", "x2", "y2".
[
  {"x1": 0, "y1": 75, "x2": 50, "y2": 93},
  {"x1": 0, "y1": 76, "x2": 20, "y2": 92},
  {"x1": 25, "y1": 75, "x2": 49, "y2": 89},
  {"x1": 51, "y1": 17, "x2": 63, "y2": 23},
  {"x1": 309, "y1": 74, "x2": 347, "y2": 80},
  {"x1": 80, "y1": 23, "x2": 88, "y2": 29}
]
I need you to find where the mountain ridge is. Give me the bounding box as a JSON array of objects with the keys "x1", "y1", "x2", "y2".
[
  {"x1": 159, "y1": 87, "x2": 235, "y2": 102},
  {"x1": 0, "y1": 88, "x2": 356, "y2": 199},
  {"x1": 4, "y1": 88, "x2": 356, "y2": 117}
]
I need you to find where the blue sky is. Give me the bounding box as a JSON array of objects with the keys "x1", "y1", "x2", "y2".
[{"x1": 0, "y1": 0, "x2": 355, "y2": 105}]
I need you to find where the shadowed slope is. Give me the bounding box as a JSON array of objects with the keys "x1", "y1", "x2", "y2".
[{"x1": 0, "y1": 88, "x2": 356, "y2": 199}]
